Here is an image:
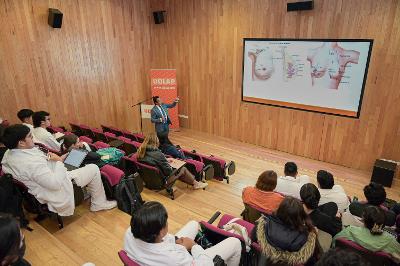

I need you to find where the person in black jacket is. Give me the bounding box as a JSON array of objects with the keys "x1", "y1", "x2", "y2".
[
  {"x1": 0, "y1": 125, "x2": 8, "y2": 162},
  {"x1": 251, "y1": 197, "x2": 320, "y2": 266},
  {"x1": 137, "y1": 133, "x2": 207, "y2": 190},
  {"x1": 60, "y1": 134, "x2": 104, "y2": 167},
  {"x1": 300, "y1": 183, "x2": 342, "y2": 236},
  {"x1": 349, "y1": 182, "x2": 397, "y2": 226},
  {"x1": 0, "y1": 213, "x2": 30, "y2": 266}
]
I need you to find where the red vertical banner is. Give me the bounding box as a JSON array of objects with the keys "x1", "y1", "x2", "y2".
[{"x1": 150, "y1": 69, "x2": 179, "y2": 129}]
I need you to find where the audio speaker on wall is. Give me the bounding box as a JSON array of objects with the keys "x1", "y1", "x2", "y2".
[
  {"x1": 370, "y1": 159, "x2": 397, "y2": 187},
  {"x1": 287, "y1": 1, "x2": 314, "y2": 12},
  {"x1": 48, "y1": 8, "x2": 63, "y2": 28},
  {"x1": 153, "y1": 11, "x2": 165, "y2": 24}
]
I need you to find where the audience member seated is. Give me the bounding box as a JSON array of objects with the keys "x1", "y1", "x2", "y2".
[
  {"x1": 333, "y1": 206, "x2": 400, "y2": 263},
  {"x1": 349, "y1": 182, "x2": 396, "y2": 226},
  {"x1": 274, "y1": 162, "x2": 310, "y2": 199},
  {"x1": 300, "y1": 183, "x2": 342, "y2": 236},
  {"x1": 124, "y1": 201, "x2": 242, "y2": 266},
  {"x1": 17, "y1": 109, "x2": 38, "y2": 143},
  {"x1": 0, "y1": 213, "x2": 30, "y2": 266},
  {"x1": 317, "y1": 170, "x2": 349, "y2": 213},
  {"x1": 0, "y1": 125, "x2": 7, "y2": 162},
  {"x1": 137, "y1": 133, "x2": 207, "y2": 190},
  {"x1": 32, "y1": 111, "x2": 61, "y2": 151},
  {"x1": 315, "y1": 249, "x2": 367, "y2": 266},
  {"x1": 158, "y1": 133, "x2": 186, "y2": 160},
  {"x1": 251, "y1": 197, "x2": 320, "y2": 265},
  {"x1": 61, "y1": 134, "x2": 103, "y2": 167},
  {"x1": 242, "y1": 170, "x2": 284, "y2": 213},
  {"x1": 1, "y1": 125, "x2": 116, "y2": 216}
]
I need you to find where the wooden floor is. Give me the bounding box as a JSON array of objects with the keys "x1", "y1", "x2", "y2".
[{"x1": 24, "y1": 129, "x2": 400, "y2": 266}]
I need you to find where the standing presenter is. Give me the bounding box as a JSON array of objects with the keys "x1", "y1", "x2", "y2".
[{"x1": 151, "y1": 96, "x2": 179, "y2": 136}]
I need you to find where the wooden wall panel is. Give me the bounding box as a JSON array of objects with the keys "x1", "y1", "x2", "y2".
[
  {"x1": 0, "y1": 0, "x2": 152, "y2": 132},
  {"x1": 1, "y1": 0, "x2": 399, "y2": 171},
  {"x1": 149, "y1": 0, "x2": 400, "y2": 171}
]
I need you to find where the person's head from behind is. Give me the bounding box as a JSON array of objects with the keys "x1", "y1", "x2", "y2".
[
  {"x1": 0, "y1": 125, "x2": 6, "y2": 146},
  {"x1": 256, "y1": 170, "x2": 278, "y2": 192},
  {"x1": 0, "y1": 213, "x2": 25, "y2": 266},
  {"x1": 152, "y1": 96, "x2": 162, "y2": 106},
  {"x1": 137, "y1": 132, "x2": 159, "y2": 159},
  {"x1": 300, "y1": 183, "x2": 321, "y2": 211},
  {"x1": 32, "y1": 111, "x2": 51, "y2": 128},
  {"x1": 275, "y1": 196, "x2": 313, "y2": 233},
  {"x1": 284, "y1": 162, "x2": 297, "y2": 177},
  {"x1": 315, "y1": 248, "x2": 367, "y2": 266},
  {"x1": 17, "y1": 109, "x2": 34, "y2": 124},
  {"x1": 364, "y1": 182, "x2": 386, "y2": 206},
  {"x1": 317, "y1": 170, "x2": 334, "y2": 189},
  {"x1": 362, "y1": 205, "x2": 385, "y2": 235},
  {"x1": 2, "y1": 125, "x2": 34, "y2": 150},
  {"x1": 61, "y1": 134, "x2": 82, "y2": 153},
  {"x1": 130, "y1": 201, "x2": 168, "y2": 243}
]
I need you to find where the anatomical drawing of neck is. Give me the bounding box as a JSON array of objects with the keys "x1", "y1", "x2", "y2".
[{"x1": 307, "y1": 42, "x2": 360, "y2": 89}]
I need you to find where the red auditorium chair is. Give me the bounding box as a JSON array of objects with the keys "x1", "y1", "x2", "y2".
[
  {"x1": 335, "y1": 238, "x2": 397, "y2": 266},
  {"x1": 118, "y1": 250, "x2": 141, "y2": 266}
]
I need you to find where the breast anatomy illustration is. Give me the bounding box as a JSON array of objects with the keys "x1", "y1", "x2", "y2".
[
  {"x1": 248, "y1": 47, "x2": 274, "y2": 80},
  {"x1": 307, "y1": 42, "x2": 360, "y2": 90}
]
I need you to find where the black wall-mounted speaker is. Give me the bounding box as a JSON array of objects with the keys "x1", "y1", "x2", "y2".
[
  {"x1": 153, "y1": 11, "x2": 165, "y2": 24},
  {"x1": 287, "y1": 1, "x2": 314, "y2": 12},
  {"x1": 371, "y1": 159, "x2": 397, "y2": 187},
  {"x1": 48, "y1": 8, "x2": 63, "y2": 28}
]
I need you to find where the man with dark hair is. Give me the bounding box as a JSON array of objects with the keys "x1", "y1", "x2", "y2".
[
  {"x1": 1, "y1": 124, "x2": 116, "y2": 217},
  {"x1": 315, "y1": 249, "x2": 367, "y2": 266},
  {"x1": 349, "y1": 182, "x2": 396, "y2": 226},
  {"x1": 151, "y1": 96, "x2": 179, "y2": 136},
  {"x1": 274, "y1": 162, "x2": 310, "y2": 199},
  {"x1": 124, "y1": 201, "x2": 241, "y2": 265},
  {"x1": 17, "y1": 108, "x2": 38, "y2": 143},
  {"x1": 317, "y1": 170, "x2": 349, "y2": 212},
  {"x1": 32, "y1": 111, "x2": 61, "y2": 151},
  {"x1": 300, "y1": 183, "x2": 342, "y2": 236}
]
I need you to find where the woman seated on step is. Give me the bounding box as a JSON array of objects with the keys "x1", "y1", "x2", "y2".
[
  {"x1": 137, "y1": 133, "x2": 207, "y2": 190},
  {"x1": 333, "y1": 205, "x2": 400, "y2": 263},
  {"x1": 251, "y1": 197, "x2": 321, "y2": 266},
  {"x1": 242, "y1": 170, "x2": 284, "y2": 214},
  {"x1": 124, "y1": 201, "x2": 242, "y2": 266},
  {"x1": 0, "y1": 213, "x2": 30, "y2": 266},
  {"x1": 157, "y1": 132, "x2": 187, "y2": 160}
]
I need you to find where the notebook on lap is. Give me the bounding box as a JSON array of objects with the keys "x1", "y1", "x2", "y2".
[{"x1": 64, "y1": 149, "x2": 89, "y2": 171}]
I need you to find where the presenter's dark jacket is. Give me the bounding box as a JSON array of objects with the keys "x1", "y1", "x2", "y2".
[{"x1": 151, "y1": 102, "x2": 177, "y2": 135}]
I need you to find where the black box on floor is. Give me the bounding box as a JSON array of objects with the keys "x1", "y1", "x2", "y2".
[{"x1": 371, "y1": 159, "x2": 397, "y2": 187}]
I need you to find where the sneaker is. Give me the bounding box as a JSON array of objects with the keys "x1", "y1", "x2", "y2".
[
  {"x1": 193, "y1": 182, "x2": 208, "y2": 190},
  {"x1": 90, "y1": 200, "x2": 117, "y2": 212}
]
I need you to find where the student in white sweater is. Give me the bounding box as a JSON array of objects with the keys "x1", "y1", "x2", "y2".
[
  {"x1": 274, "y1": 162, "x2": 310, "y2": 199},
  {"x1": 317, "y1": 170, "x2": 349, "y2": 213},
  {"x1": 124, "y1": 201, "x2": 242, "y2": 266},
  {"x1": 1, "y1": 124, "x2": 116, "y2": 216},
  {"x1": 32, "y1": 111, "x2": 62, "y2": 151},
  {"x1": 17, "y1": 108, "x2": 38, "y2": 143}
]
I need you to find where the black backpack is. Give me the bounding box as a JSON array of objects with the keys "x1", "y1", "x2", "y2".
[
  {"x1": 0, "y1": 173, "x2": 31, "y2": 230},
  {"x1": 114, "y1": 173, "x2": 144, "y2": 216}
]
